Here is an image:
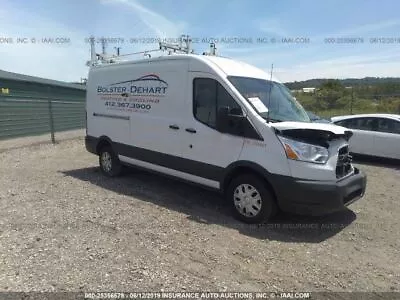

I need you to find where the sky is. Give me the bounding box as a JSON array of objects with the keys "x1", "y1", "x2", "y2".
[{"x1": 1, "y1": 0, "x2": 400, "y2": 83}]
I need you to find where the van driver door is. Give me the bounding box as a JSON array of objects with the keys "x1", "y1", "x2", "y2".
[{"x1": 179, "y1": 73, "x2": 246, "y2": 188}]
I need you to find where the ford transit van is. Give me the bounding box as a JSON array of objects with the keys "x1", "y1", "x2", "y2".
[{"x1": 85, "y1": 54, "x2": 366, "y2": 223}]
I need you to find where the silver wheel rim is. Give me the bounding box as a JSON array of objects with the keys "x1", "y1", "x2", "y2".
[
  {"x1": 101, "y1": 152, "x2": 112, "y2": 172},
  {"x1": 234, "y1": 184, "x2": 262, "y2": 217}
]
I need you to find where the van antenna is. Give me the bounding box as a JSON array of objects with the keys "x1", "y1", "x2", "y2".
[{"x1": 266, "y1": 63, "x2": 274, "y2": 123}]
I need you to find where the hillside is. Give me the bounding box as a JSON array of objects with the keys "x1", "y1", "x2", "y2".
[
  {"x1": 289, "y1": 78, "x2": 400, "y2": 117},
  {"x1": 285, "y1": 77, "x2": 400, "y2": 90}
]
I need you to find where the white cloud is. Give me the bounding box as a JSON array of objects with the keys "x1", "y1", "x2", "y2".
[
  {"x1": 100, "y1": 0, "x2": 185, "y2": 39},
  {"x1": 334, "y1": 19, "x2": 400, "y2": 36},
  {"x1": 275, "y1": 52, "x2": 400, "y2": 82},
  {"x1": 225, "y1": 18, "x2": 400, "y2": 82},
  {"x1": 222, "y1": 45, "x2": 400, "y2": 82},
  {"x1": 309, "y1": 19, "x2": 400, "y2": 44},
  {"x1": 0, "y1": 7, "x2": 89, "y2": 82},
  {"x1": 256, "y1": 19, "x2": 288, "y2": 37},
  {"x1": 0, "y1": 0, "x2": 187, "y2": 81},
  {"x1": 1, "y1": 2, "x2": 398, "y2": 84}
]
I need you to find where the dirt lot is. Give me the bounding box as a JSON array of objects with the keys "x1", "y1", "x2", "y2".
[{"x1": 0, "y1": 138, "x2": 399, "y2": 293}]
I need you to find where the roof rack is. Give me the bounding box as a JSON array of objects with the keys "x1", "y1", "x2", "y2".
[
  {"x1": 160, "y1": 34, "x2": 194, "y2": 54},
  {"x1": 86, "y1": 34, "x2": 205, "y2": 67}
]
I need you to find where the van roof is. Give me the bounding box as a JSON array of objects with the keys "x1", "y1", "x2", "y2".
[{"x1": 91, "y1": 54, "x2": 281, "y2": 83}]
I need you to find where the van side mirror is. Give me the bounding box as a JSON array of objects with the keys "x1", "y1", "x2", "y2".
[
  {"x1": 230, "y1": 107, "x2": 243, "y2": 116},
  {"x1": 217, "y1": 106, "x2": 246, "y2": 134}
]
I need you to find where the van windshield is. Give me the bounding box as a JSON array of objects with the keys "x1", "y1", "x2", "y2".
[{"x1": 228, "y1": 76, "x2": 310, "y2": 122}]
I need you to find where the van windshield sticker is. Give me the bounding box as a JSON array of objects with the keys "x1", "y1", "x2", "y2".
[{"x1": 248, "y1": 97, "x2": 268, "y2": 113}]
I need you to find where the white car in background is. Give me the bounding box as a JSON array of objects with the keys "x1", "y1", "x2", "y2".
[{"x1": 331, "y1": 114, "x2": 400, "y2": 160}]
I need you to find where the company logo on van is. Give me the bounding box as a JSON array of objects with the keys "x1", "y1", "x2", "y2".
[{"x1": 97, "y1": 74, "x2": 168, "y2": 95}]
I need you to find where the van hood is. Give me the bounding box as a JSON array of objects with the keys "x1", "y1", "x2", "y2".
[
  {"x1": 271, "y1": 121, "x2": 348, "y2": 135},
  {"x1": 271, "y1": 121, "x2": 353, "y2": 145}
]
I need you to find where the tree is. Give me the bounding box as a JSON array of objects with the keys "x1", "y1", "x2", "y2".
[
  {"x1": 316, "y1": 80, "x2": 344, "y2": 109},
  {"x1": 320, "y1": 80, "x2": 343, "y2": 90}
]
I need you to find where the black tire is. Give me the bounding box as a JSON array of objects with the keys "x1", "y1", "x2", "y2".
[
  {"x1": 227, "y1": 174, "x2": 277, "y2": 224},
  {"x1": 98, "y1": 146, "x2": 122, "y2": 177}
]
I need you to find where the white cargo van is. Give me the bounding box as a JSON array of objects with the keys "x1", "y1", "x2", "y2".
[{"x1": 85, "y1": 53, "x2": 367, "y2": 223}]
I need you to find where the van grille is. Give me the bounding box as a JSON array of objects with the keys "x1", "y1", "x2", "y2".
[{"x1": 336, "y1": 146, "x2": 352, "y2": 179}]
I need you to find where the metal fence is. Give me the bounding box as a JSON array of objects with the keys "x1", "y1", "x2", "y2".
[{"x1": 0, "y1": 94, "x2": 85, "y2": 142}]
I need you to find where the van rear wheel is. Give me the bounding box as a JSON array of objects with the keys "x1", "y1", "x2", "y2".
[
  {"x1": 99, "y1": 146, "x2": 122, "y2": 177},
  {"x1": 227, "y1": 174, "x2": 277, "y2": 224}
]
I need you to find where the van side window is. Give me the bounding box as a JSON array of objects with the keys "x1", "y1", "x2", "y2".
[
  {"x1": 193, "y1": 78, "x2": 242, "y2": 129},
  {"x1": 193, "y1": 78, "x2": 218, "y2": 128}
]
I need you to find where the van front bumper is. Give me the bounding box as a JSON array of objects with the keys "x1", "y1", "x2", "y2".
[{"x1": 274, "y1": 168, "x2": 367, "y2": 216}]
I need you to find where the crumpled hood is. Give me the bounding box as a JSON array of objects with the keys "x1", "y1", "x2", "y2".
[
  {"x1": 271, "y1": 121, "x2": 353, "y2": 143},
  {"x1": 271, "y1": 121, "x2": 348, "y2": 134}
]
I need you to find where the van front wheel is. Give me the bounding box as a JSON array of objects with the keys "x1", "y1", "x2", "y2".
[
  {"x1": 99, "y1": 146, "x2": 122, "y2": 177},
  {"x1": 227, "y1": 174, "x2": 277, "y2": 224}
]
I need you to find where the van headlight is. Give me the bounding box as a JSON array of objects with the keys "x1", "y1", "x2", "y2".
[{"x1": 277, "y1": 136, "x2": 329, "y2": 164}]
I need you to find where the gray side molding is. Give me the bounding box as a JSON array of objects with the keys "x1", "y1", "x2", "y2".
[{"x1": 93, "y1": 113, "x2": 130, "y2": 120}]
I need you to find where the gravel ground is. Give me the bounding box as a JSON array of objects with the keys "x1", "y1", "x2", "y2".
[
  {"x1": 0, "y1": 129, "x2": 84, "y2": 153},
  {"x1": 0, "y1": 138, "x2": 399, "y2": 294}
]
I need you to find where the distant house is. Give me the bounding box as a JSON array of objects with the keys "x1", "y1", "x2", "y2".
[
  {"x1": 302, "y1": 87, "x2": 316, "y2": 93},
  {"x1": 290, "y1": 89, "x2": 303, "y2": 94}
]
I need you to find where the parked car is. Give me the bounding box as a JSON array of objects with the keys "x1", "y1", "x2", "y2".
[
  {"x1": 331, "y1": 114, "x2": 400, "y2": 159},
  {"x1": 307, "y1": 111, "x2": 332, "y2": 123}
]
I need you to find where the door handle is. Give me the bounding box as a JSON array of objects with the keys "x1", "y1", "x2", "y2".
[
  {"x1": 169, "y1": 125, "x2": 180, "y2": 130},
  {"x1": 185, "y1": 128, "x2": 197, "y2": 133}
]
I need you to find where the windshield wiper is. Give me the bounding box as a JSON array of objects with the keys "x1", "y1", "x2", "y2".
[{"x1": 262, "y1": 116, "x2": 283, "y2": 123}]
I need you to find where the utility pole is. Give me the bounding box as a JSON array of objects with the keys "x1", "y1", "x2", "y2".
[
  {"x1": 350, "y1": 86, "x2": 354, "y2": 114},
  {"x1": 101, "y1": 37, "x2": 107, "y2": 63},
  {"x1": 114, "y1": 47, "x2": 121, "y2": 56},
  {"x1": 89, "y1": 36, "x2": 96, "y2": 63}
]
